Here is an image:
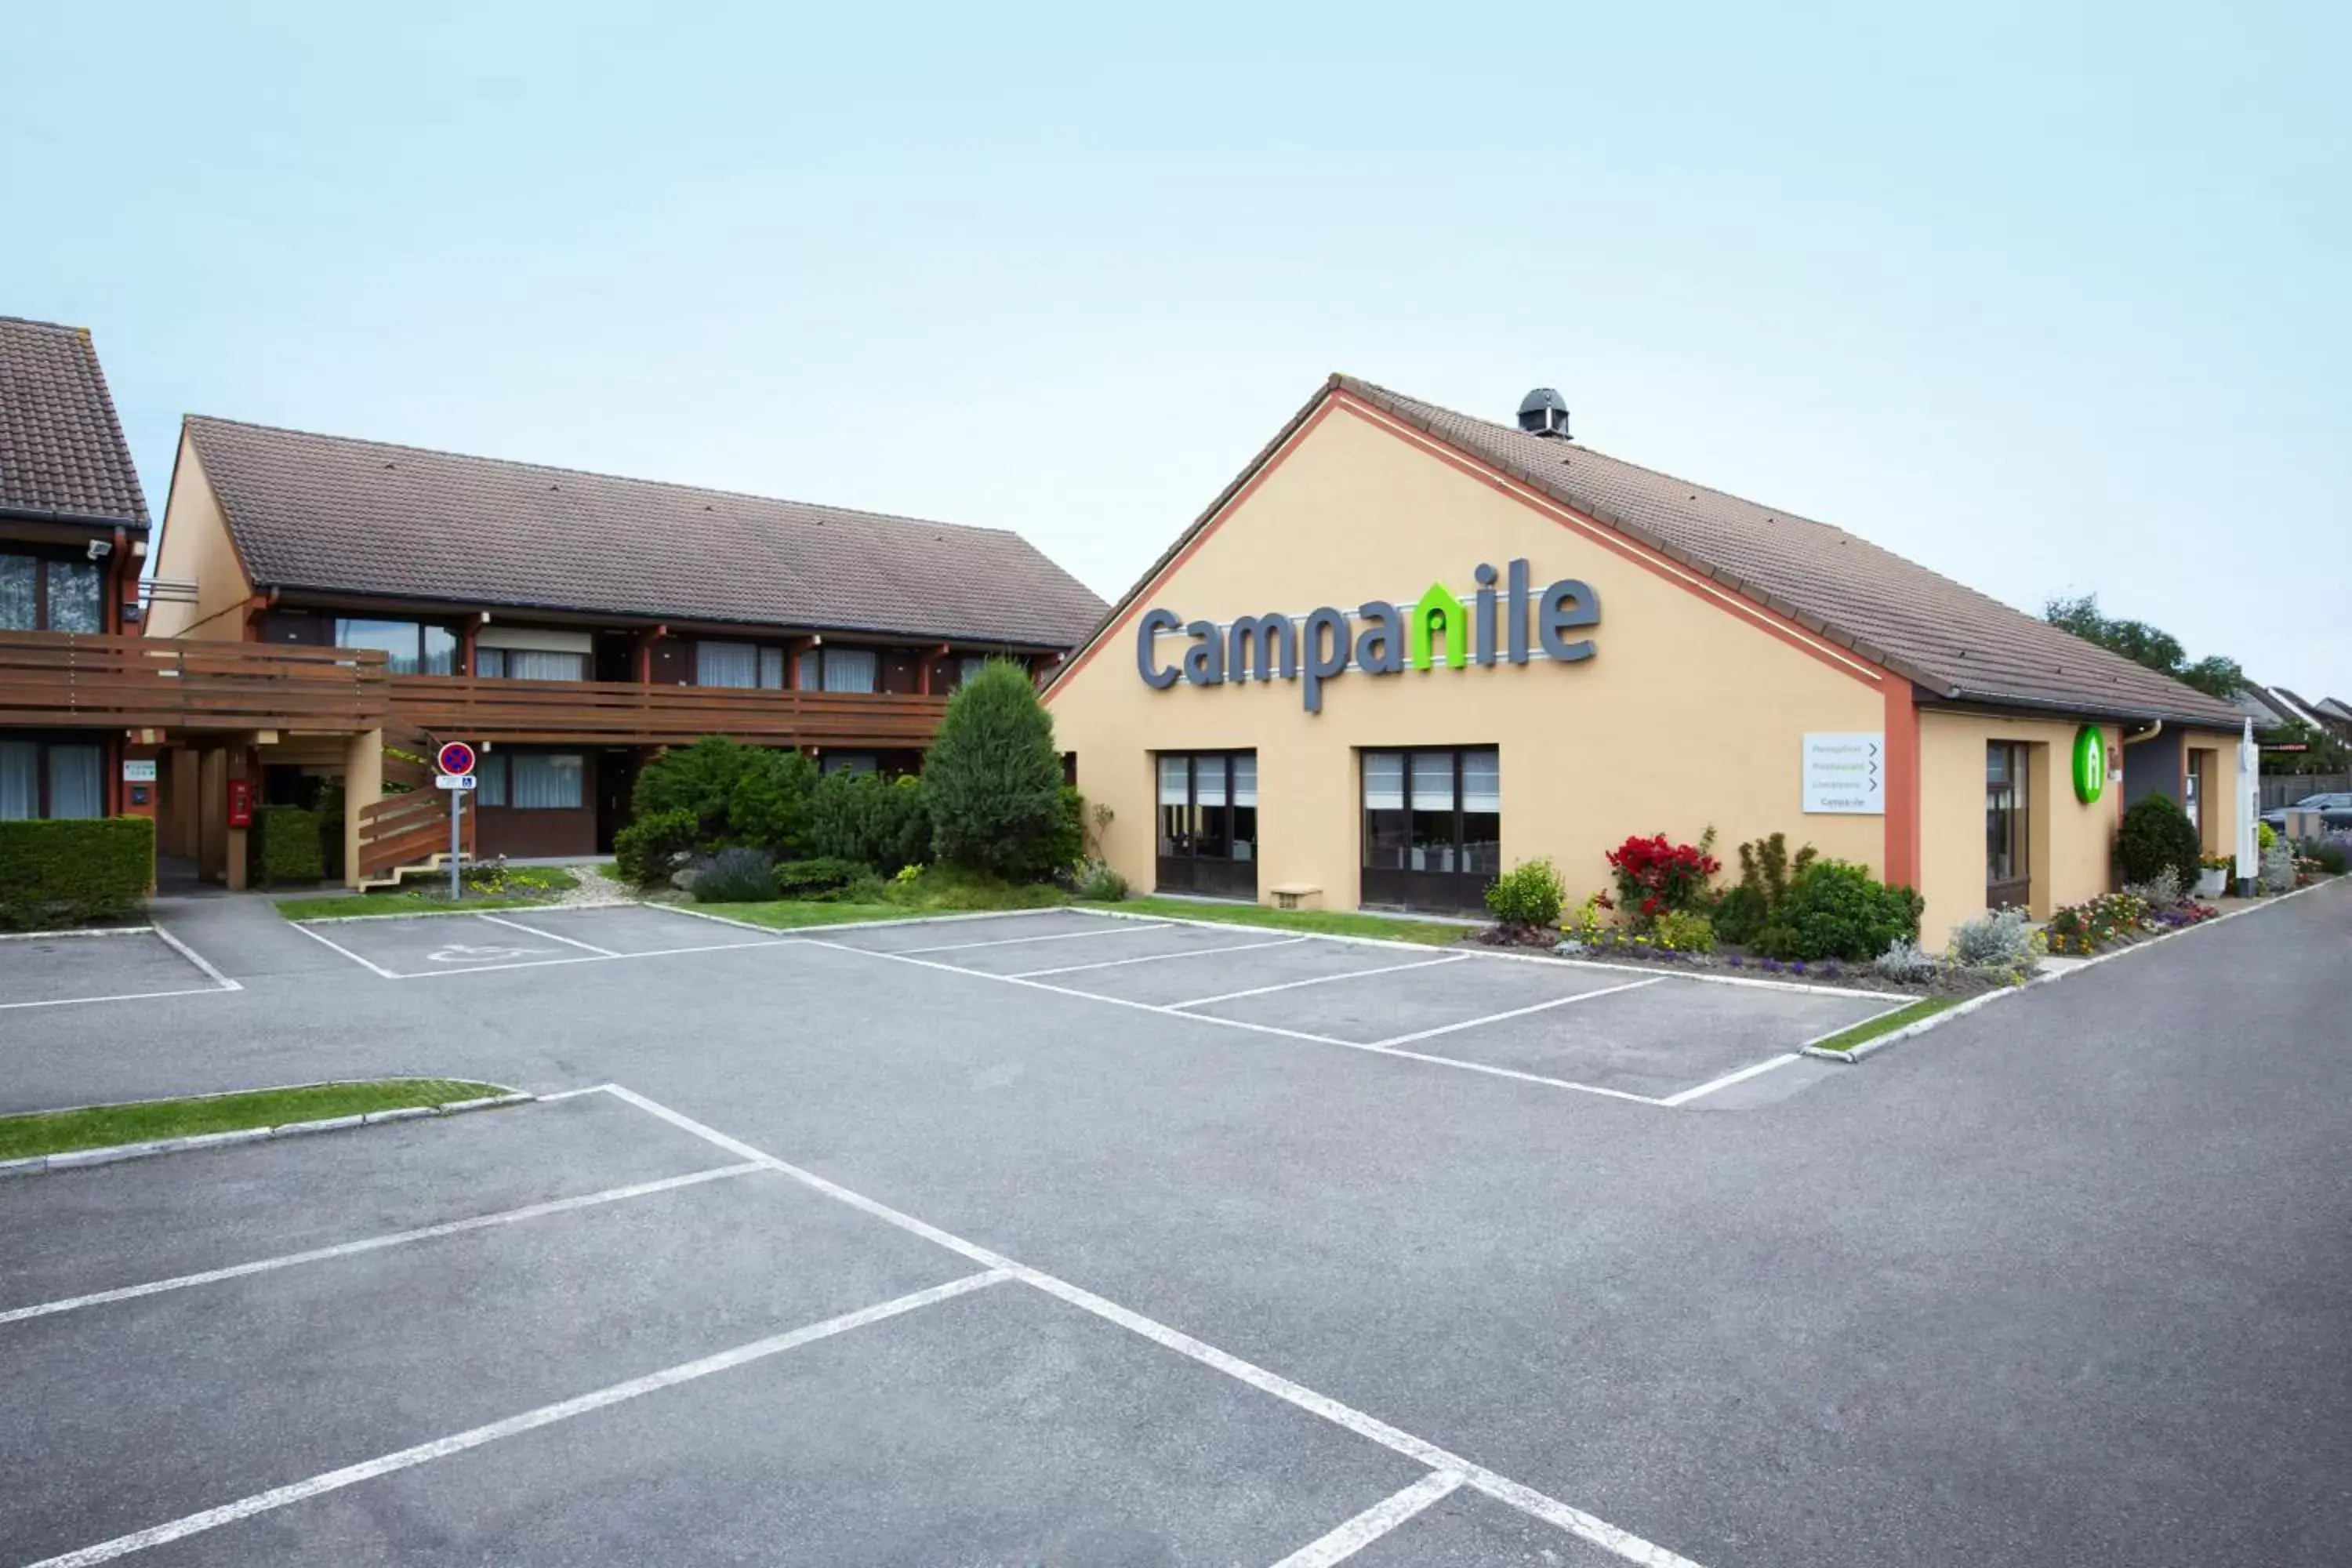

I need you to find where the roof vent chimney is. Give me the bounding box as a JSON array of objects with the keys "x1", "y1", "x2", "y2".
[{"x1": 1516, "y1": 387, "x2": 1570, "y2": 439}]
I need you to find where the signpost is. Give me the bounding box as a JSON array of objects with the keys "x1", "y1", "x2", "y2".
[
  {"x1": 435, "y1": 742, "x2": 478, "y2": 902},
  {"x1": 1802, "y1": 732, "x2": 1886, "y2": 815}
]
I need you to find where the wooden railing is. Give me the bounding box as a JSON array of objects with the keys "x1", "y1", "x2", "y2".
[
  {"x1": 0, "y1": 631, "x2": 390, "y2": 732},
  {"x1": 388, "y1": 675, "x2": 951, "y2": 748},
  {"x1": 356, "y1": 787, "x2": 474, "y2": 885}
]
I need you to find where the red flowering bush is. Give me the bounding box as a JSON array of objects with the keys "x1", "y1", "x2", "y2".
[{"x1": 1605, "y1": 829, "x2": 1721, "y2": 924}]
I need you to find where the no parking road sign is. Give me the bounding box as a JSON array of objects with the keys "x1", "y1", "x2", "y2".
[
  {"x1": 436, "y1": 741, "x2": 477, "y2": 778},
  {"x1": 433, "y1": 740, "x2": 479, "y2": 900}
]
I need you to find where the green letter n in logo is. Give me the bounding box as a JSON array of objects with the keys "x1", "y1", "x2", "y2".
[{"x1": 1406, "y1": 582, "x2": 1467, "y2": 671}]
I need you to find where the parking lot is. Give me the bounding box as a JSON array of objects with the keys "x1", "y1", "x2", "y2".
[
  {"x1": 278, "y1": 904, "x2": 1901, "y2": 1108},
  {"x1": 0, "y1": 927, "x2": 238, "y2": 1012}
]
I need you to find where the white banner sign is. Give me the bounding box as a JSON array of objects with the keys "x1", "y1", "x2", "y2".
[
  {"x1": 1803, "y1": 732, "x2": 1885, "y2": 815},
  {"x1": 434, "y1": 773, "x2": 477, "y2": 792}
]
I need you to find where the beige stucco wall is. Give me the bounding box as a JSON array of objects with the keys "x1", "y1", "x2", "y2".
[
  {"x1": 1046, "y1": 404, "x2": 1891, "y2": 913},
  {"x1": 145, "y1": 439, "x2": 253, "y2": 641},
  {"x1": 2178, "y1": 729, "x2": 2242, "y2": 859},
  {"x1": 1918, "y1": 710, "x2": 2122, "y2": 942}
]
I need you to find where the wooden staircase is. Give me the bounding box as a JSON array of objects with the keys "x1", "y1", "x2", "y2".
[{"x1": 354, "y1": 721, "x2": 475, "y2": 889}]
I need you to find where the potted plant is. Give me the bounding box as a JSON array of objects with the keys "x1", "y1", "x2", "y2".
[{"x1": 2196, "y1": 851, "x2": 2230, "y2": 899}]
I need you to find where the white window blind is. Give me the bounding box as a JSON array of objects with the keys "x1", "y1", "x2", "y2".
[
  {"x1": 512, "y1": 753, "x2": 583, "y2": 809},
  {"x1": 696, "y1": 641, "x2": 759, "y2": 688},
  {"x1": 1231, "y1": 753, "x2": 1258, "y2": 807},
  {"x1": 0, "y1": 742, "x2": 36, "y2": 818},
  {"x1": 1363, "y1": 753, "x2": 1404, "y2": 811},
  {"x1": 47, "y1": 746, "x2": 103, "y2": 818},
  {"x1": 1196, "y1": 756, "x2": 1226, "y2": 808},
  {"x1": 1462, "y1": 750, "x2": 1500, "y2": 813},
  {"x1": 1159, "y1": 755, "x2": 1189, "y2": 806},
  {"x1": 1410, "y1": 753, "x2": 1455, "y2": 809}
]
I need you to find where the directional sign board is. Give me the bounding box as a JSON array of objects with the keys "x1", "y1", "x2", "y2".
[
  {"x1": 436, "y1": 741, "x2": 477, "y2": 777},
  {"x1": 434, "y1": 774, "x2": 477, "y2": 791},
  {"x1": 1802, "y1": 731, "x2": 1886, "y2": 815}
]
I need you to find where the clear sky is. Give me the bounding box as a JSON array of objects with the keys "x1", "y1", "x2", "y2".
[{"x1": 6, "y1": 2, "x2": 2344, "y2": 690}]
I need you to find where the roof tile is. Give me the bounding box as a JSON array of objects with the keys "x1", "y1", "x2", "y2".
[{"x1": 0, "y1": 316, "x2": 149, "y2": 525}]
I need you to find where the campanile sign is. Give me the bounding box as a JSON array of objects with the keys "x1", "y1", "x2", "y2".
[{"x1": 1135, "y1": 559, "x2": 1599, "y2": 713}]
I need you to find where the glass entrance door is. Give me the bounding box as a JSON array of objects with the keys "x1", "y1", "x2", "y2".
[
  {"x1": 1986, "y1": 741, "x2": 2031, "y2": 910},
  {"x1": 1155, "y1": 752, "x2": 1258, "y2": 898},
  {"x1": 1360, "y1": 747, "x2": 1500, "y2": 913}
]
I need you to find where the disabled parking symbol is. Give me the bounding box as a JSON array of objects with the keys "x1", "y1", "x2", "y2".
[{"x1": 426, "y1": 942, "x2": 550, "y2": 965}]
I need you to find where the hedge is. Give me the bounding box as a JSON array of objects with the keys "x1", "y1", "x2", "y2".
[
  {"x1": 251, "y1": 804, "x2": 327, "y2": 887},
  {"x1": 0, "y1": 817, "x2": 154, "y2": 929}
]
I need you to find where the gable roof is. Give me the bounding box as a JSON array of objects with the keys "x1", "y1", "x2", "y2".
[
  {"x1": 177, "y1": 416, "x2": 1105, "y2": 648},
  {"x1": 1062, "y1": 374, "x2": 2243, "y2": 729},
  {"x1": 0, "y1": 316, "x2": 149, "y2": 527}
]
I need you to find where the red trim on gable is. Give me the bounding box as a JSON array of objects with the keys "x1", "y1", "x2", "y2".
[{"x1": 1883, "y1": 681, "x2": 1922, "y2": 888}]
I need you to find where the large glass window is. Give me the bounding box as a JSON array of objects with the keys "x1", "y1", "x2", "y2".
[
  {"x1": 1986, "y1": 742, "x2": 2029, "y2": 903},
  {"x1": 797, "y1": 647, "x2": 880, "y2": 692},
  {"x1": 335, "y1": 618, "x2": 456, "y2": 676},
  {"x1": 1361, "y1": 747, "x2": 1501, "y2": 912},
  {"x1": 1155, "y1": 751, "x2": 1258, "y2": 897},
  {"x1": 511, "y1": 753, "x2": 584, "y2": 810},
  {"x1": 695, "y1": 641, "x2": 760, "y2": 688},
  {"x1": 0, "y1": 554, "x2": 103, "y2": 631},
  {"x1": 0, "y1": 739, "x2": 103, "y2": 818}
]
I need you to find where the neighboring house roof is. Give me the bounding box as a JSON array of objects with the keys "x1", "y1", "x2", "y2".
[
  {"x1": 2275, "y1": 688, "x2": 2352, "y2": 739},
  {"x1": 0, "y1": 315, "x2": 149, "y2": 527},
  {"x1": 2231, "y1": 684, "x2": 2298, "y2": 729},
  {"x1": 1315, "y1": 377, "x2": 2241, "y2": 728},
  {"x1": 178, "y1": 416, "x2": 1105, "y2": 648}
]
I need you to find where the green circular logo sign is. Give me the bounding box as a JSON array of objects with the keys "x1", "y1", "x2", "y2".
[{"x1": 2071, "y1": 725, "x2": 2107, "y2": 803}]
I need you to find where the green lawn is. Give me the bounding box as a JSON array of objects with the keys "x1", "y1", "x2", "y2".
[
  {"x1": 684, "y1": 900, "x2": 918, "y2": 931},
  {"x1": 274, "y1": 866, "x2": 579, "y2": 921},
  {"x1": 683, "y1": 865, "x2": 1071, "y2": 930},
  {"x1": 1087, "y1": 896, "x2": 1472, "y2": 946},
  {"x1": 1806, "y1": 996, "x2": 1958, "y2": 1055},
  {"x1": 0, "y1": 1079, "x2": 510, "y2": 1161}
]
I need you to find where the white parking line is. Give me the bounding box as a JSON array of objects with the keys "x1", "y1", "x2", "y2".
[
  {"x1": 0, "y1": 926, "x2": 242, "y2": 1014},
  {"x1": 894, "y1": 922, "x2": 1175, "y2": 956},
  {"x1": 0, "y1": 983, "x2": 238, "y2": 1014},
  {"x1": 474, "y1": 913, "x2": 618, "y2": 957},
  {"x1": 1369, "y1": 975, "x2": 1666, "y2": 1047},
  {"x1": 149, "y1": 927, "x2": 241, "y2": 992},
  {"x1": 0, "y1": 1163, "x2": 764, "y2": 1327},
  {"x1": 802, "y1": 938, "x2": 1668, "y2": 1106},
  {"x1": 1169, "y1": 953, "x2": 1471, "y2": 1009},
  {"x1": 1269, "y1": 1470, "x2": 1467, "y2": 1566},
  {"x1": 1009, "y1": 935, "x2": 1308, "y2": 979},
  {"x1": 592, "y1": 1085, "x2": 1705, "y2": 1568},
  {"x1": 24, "y1": 1269, "x2": 1011, "y2": 1568},
  {"x1": 1656, "y1": 1053, "x2": 1802, "y2": 1108},
  {"x1": 285, "y1": 920, "x2": 401, "y2": 979}
]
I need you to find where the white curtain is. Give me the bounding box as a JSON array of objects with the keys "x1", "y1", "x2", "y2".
[
  {"x1": 797, "y1": 649, "x2": 820, "y2": 689},
  {"x1": 0, "y1": 557, "x2": 34, "y2": 630},
  {"x1": 511, "y1": 753, "x2": 583, "y2": 809},
  {"x1": 758, "y1": 647, "x2": 786, "y2": 689},
  {"x1": 696, "y1": 641, "x2": 758, "y2": 688},
  {"x1": 822, "y1": 648, "x2": 878, "y2": 693},
  {"x1": 476, "y1": 755, "x2": 508, "y2": 807},
  {"x1": 1363, "y1": 753, "x2": 1404, "y2": 811},
  {"x1": 508, "y1": 650, "x2": 586, "y2": 682},
  {"x1": 47, "y1": 746, "x2": 103, "y2": 818},
  {"x1": 0, "y1": 742, "x2": 36, "y2": 819}
]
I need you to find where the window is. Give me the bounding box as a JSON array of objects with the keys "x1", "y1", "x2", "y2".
[
  {"x1": 475, "y1": 753, "x2": 508, "y2": 807},
  {"x1": 1986, "y1": 742, "x2": 2029, "y2": 904},
  {"x1": 2184, "y1": 750, "x2": 2205, "y2": 832},
  {"x1": 959, "y1": 655, "x2": 989, "y2": 684},
  {"x1": 477, "y1": 648, "x2": 587, "y2": 681},
  {"x1": 0, "y1": 554, "x2": 103, "y2": 632},
  {"x1": 824, "y1": 648, "x2": 877, "y2": 693},
  {"x1": 510, "y1": 753, "x2": 584, "y2": 810},
  {"x1": 822, "y1": 753, "x2": 878, "y2": 776},
  {"x1": 1154, "y1": 752, "x2": 1258, "y2": 896},
  {"x1": 335, "y1": 618, "x2": 455, "y2": 675},
  {"x1": 696, "y1": 641, "x2": 760, "y2": 688},
  {"x1": 1, "y1": 739, "x2": 103, "y2": 819},
  {"x1": 1361, "y1": 747, "x2": 1501, "y2": 912},
  {"x1": 759, "y1": 647, "x2": 786, "y2": 690}
]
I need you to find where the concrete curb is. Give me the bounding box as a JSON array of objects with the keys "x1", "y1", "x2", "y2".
[
  {"x1": 0, "y1": 925, "x2": 157, "y2": 941},
  {"x1": 655, "y1": 902, "x2": 1070, "y2": 938},
  {"x1": 285, "y1": 902, "x2": 632, "y2": 925},
  {"x1": 0, "y1": 1091, "x2": 532, "y2": 1180}
]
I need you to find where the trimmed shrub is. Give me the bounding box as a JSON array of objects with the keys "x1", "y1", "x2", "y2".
[
  {"x1": 1944, "y1": 906, "x2": 2039, "y2": 976},
  {"x1": 613, "y1": 807, "x2": 699, "y2": 888},
  {"x1": 1754, "y1": 859, "x2": 1924, "y2": 962},
  {"x1": 251, "y1": 804, "x2": 326, "y2": 886},
  {"x1": 923, "y1": 662, "x2": 1069, "y2": 879},
  {"x1": 2117, "y1": 794, "x2": 2201, "y2": 889},
  {"x1": 1485, "y1": 857, "x2": 1566, "y2": 928},
  {"x1": 0, "y1": 818, "x2": 153, "y2": 929},
  {"x1": 771, "y1": 857, "x2": 872, "y2": 899},
  {"x1": 634, "y1": 738, "x2": 816, "y2": 858},
  {"x1": 1651, "y1": 908, "x2": 1716, "y2": 953},
  {"x1": 691, "y1": 846, "x2": 779, "y2": 903},
  {"x1": 1711, "y1": 833, "x2": 1817, "y2": 946},
  {"x1": 1071, "y1": 858, "x2": 1128, "y2": 901},
  {"x1": 809, "y1": 771, "x2": 932, "y2": 873}
]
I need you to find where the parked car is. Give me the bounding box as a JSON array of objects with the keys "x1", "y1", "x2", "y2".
[{"x1": 2261, "y1": 791, "x2": 2352, "y2": 832}]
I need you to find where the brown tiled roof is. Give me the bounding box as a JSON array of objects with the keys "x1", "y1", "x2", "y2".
[
  {"x1": 1336, "y1": 377, "x2": 2245, "y2": 728},
  {"x1": 180, "y1": 416, "x2": 1105, "y2": 648},
  {"x1": 0, "y1": 316, "x2": 149, "y2": 526}
]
